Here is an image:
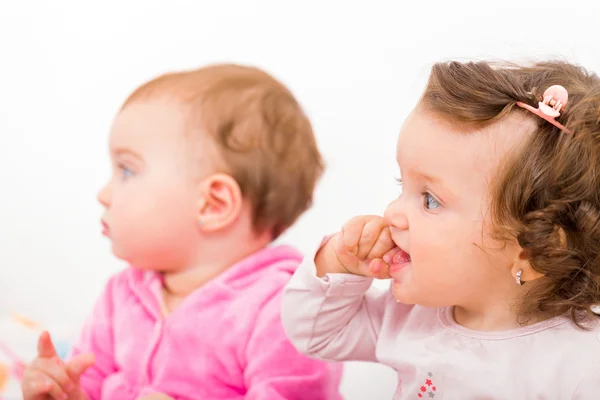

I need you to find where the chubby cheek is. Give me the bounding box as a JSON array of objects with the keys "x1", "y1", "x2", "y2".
[
  {"x1": 390, "y1": 232, "x2": 462, "y2": 305},
  {"x1": 107, "y1": 201, "x2": 145, "y2": 238},
  {"x1": 109, "y1": 220, "x2": 184, "y2": 267},
  {"x1": 109, "y1": 184, "x2": 183, "y2": 227},
  {"x1": 112, "y1": 208, "x2": 198, "y2": 265},
  {"x1": 106, "y1": 213, "x2": 140, "y2": 260},
  {"x1": 104, "y1": 197, "x2": 155, "y2": 255}
]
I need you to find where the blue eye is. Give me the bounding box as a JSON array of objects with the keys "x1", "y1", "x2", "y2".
[
  {"x1": 423, "y1": 193, "x2": 440, "y2": 210},
  {"x1": 118, "y1": 164, "x2": 134, "y2": 180}
]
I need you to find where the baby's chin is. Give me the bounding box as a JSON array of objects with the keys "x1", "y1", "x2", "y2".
[
  {"x1": 392, "y1": 285, "x2": 452, "y2": 309},
  {"x1": 111, "y1": 242, "x2": 151, "y2": 264},
  {"x1": 110, "y1": 248, "x2": 144, "y2": 269},
  {"x1": 124, "y1": 256, "x2": 179, "y2": 272},
  {"x1": 390, "y1": 280, "x2": 427, "y2": 306},
  {"x1": 124, "y1": 257, "x2": 160, "y2": 270},
  {"x1": 391, "y1": 281, "x2": 414, "y2": 304}
]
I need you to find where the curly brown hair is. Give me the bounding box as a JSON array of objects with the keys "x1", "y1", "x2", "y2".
[{"x1": 420, "y1": 60, "x2": 600, "y2": 327}]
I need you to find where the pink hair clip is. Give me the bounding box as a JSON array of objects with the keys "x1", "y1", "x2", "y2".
[{"x1": 516, "y1": 85, "x2": 572, "y2": 134}]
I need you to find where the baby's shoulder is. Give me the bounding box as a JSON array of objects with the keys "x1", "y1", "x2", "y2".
[
  {"x1": 558, "y1": 318, "x2": 600, "y2": 355},
  {"x1": 553, "y1": 321, "x2": 600, "y2": 396}
]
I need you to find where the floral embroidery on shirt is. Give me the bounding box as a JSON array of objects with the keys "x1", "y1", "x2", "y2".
[{"x1": 417, "y1": 372, "x2": 437, "y2": 398}]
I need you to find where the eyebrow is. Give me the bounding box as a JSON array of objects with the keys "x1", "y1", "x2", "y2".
[
  {"x1": 401, "y1": 168, "x2": 452, "y2": 197},
  {"x1": 414, "y1": 171, "x2": 442, "y2": 185},
  {"x1": 399, "y1": 166, "x2": 441, "y2": 184},
  {"x1": 111, "y1": 147, "x2": 143, "y2": 160}
]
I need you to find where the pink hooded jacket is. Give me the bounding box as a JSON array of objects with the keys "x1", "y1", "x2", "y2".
[{"x1": 70, "y1": 245, "x2": 343, "y2": 400}]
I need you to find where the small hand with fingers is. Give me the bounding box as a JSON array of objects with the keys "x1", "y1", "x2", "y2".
[
  {"x1": 318, "y1": 215, "x2": 401, "y2": 278},
  {"x1": 21, "y1": 331, "x2": 95, "y2": 400}
]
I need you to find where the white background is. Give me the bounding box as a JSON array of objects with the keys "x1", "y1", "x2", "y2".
[{"x1": 0, "y1": 1, "x2": 598, "y2": 398}]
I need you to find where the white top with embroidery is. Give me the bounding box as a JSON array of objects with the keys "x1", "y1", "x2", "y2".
[{"x1": 281, "y1": 238, "x2": 600, "y2": 399}]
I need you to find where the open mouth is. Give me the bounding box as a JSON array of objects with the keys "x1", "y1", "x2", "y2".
[
  {"x1": 389, "y1": 249, "x2": 411, "y2": 275},
  {"x1": 392, "y1": 250, "x2": 411, "y2": 264}
]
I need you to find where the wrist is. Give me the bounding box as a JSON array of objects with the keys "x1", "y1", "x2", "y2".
[{"x1": 315, "y1": 234, "x2": 350, "y2": 277}]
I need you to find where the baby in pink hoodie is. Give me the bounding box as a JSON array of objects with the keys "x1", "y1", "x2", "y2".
[{"x1": 21, "y1": 64, "x2": 342, "y2": 400}]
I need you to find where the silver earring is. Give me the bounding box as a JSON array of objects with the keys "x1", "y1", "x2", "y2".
[
  {"x1": 198, "y1": 219, "x2": 204, "y2": 227},
  {"x1": 516, "y1": 269, "x2": 525, "y2": 286}
]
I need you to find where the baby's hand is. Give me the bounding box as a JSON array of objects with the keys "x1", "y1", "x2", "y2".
[
  {"x1": 316, "y1": 215, "x2": 399, "y2": 278},
  {"x1": 21, "y1": 331, "x2": 95, "y2": 400}
]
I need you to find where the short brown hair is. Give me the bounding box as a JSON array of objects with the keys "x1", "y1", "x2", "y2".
[
  {"x1": 123, "y1": 64, "x2": 324, "y2": 238},
  {"x1": 421, "y1": 60, "x2": 600, "y2": 326}
]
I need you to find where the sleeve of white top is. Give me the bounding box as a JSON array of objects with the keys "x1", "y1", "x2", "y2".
[{"x1": 281, "y1": 235, "x2": 390, "y2": 363}]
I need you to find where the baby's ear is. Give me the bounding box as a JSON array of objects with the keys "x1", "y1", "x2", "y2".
[
  {"x1": 511, "y1": 248, "x2": 544, "y2": 284},
  {"x1": 196, "y1": 173, "x2": 243, "y2": 232}
]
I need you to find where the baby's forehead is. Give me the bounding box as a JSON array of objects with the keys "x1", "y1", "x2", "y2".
[
  {"x1": 397, "y1": 109, "x2": 533, "y2": 184},
  {"x1": 108, "y1": 99, "x2": 194, "y2": 151},
  {"x1": 116, "y1": 96, "x2": 192, "y2": 127}
]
